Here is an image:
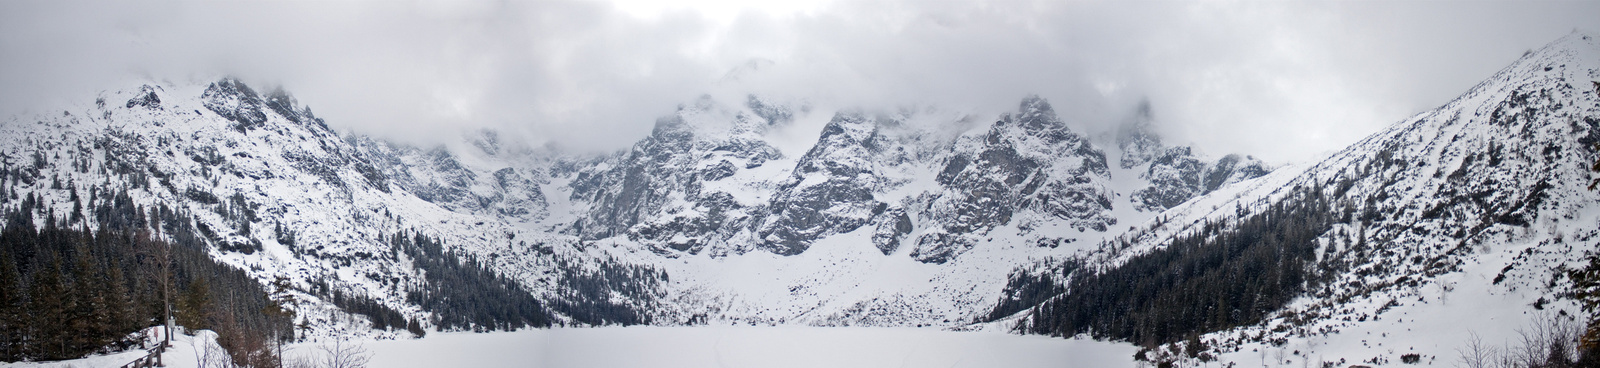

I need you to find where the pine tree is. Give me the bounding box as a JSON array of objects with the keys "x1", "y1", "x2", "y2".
[
  {"x1": 70, "y1": 196, "x2": 82, "y2": 225},
  {"x1": 0, "y1": 257, "x2": 22, "y2": 361},
  {"x1": 28, "y1": 259, "x2": 68, "y2": 360},
  {"x1": 68, "y1": 249, "x2": 106, "y2": 354},
  {"x1": 135, "y1": 229, "x2": 174, "y2": 345},
  {"x1": 177, "y1": 277, "x2": 212, "y2": 333},
  {"x1": 103, "y1": 264, "x2": 134, "y2": 342},
  {"x1": 262, "y1": 276, "x2": 297, "y2": 366},
  {"x1": 407, "y1": 317, "x2": 426, "y2": 338}
]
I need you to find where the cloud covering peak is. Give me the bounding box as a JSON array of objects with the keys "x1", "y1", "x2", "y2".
[{"x1": 2, "y1": 0, "x2": 1597, "y2": 162}]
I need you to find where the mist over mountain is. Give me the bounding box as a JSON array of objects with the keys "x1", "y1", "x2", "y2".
[
  {"x1": 6, "y1": 1, "x2": 1600, "y2": 163},
  {"x1": 4, "y1": 1, "x2": 1600, "y2": 366}
]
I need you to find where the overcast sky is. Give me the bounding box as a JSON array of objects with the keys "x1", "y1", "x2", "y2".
[{"x1": 2, "y1": 0, "x2": 1598, "y2": 163}]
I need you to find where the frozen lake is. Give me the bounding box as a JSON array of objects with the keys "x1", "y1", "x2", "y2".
[
  {"x1": 3, "y1": 326, "x2": 1138, "y2": 368},
  {"x1": 311, "y1": 326, "x2": 1139, "y2": 368}
]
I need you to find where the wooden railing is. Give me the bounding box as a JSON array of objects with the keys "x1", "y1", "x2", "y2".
[{"x1": 119, "y1": 340, "x2": 168, "y2": 368}]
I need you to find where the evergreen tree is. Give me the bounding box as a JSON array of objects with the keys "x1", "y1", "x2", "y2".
[
  {"x1": 69, "y1": 198, "x2": 82, "y2": 225},
  {"x1": 263, "y1": 276, "x2": 297, "y2": 367},
  {"x1": 28, "y1": 259, "x2": 68, "y2": 360},
  {"x1": 406, "y1": 317, "x2": 426, "y2": 338},
  {"x1": 0, "y1": 257, "x2": 22, "y2": 360},
  {"x1": 177, "y1": 277, "x2": 212, "y2": 333},
  {"x1": 68, "y1": 249, "x2": 106, "y2": 355},
  {"x1": 103, "y1": 264, "x2": 134, "y2": 343}
]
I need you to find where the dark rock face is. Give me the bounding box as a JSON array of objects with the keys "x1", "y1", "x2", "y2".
[
  {"x1": 1117, "y1": 101, "x2": 1162, "y2": 169},
  {"x1": 491, "y1": 168, "x2": 548, "y2": 218},
  {"x1": 568, "y1": 98, "x2": 787, "y2": 255},
  {"x1": 1130, "y1": 148, "x2": 1271, "y2": 212},
  {"x1": 126, "y1": 85, "x2": 162, "y2": 109},
  {"x1": 756, "y1": 111, "x2": 890, "y2": 255},
  {"x1": 404, "y1": 148, "x2": 475, "y2": 205},
  {"x1": 747, "y1": 94, "x2": 796, "y2": 126},
  {"x1": 260, "y1": 87, "x2": 327, "y2": 130},
  {"x1": 566, "y1": 97, "x2": 939, "y2": 258},
  {"x1": 871, "y1": 207, "x2": 914, "y2": 255},
  {"x1": 282, "y1": 149, "x2": 349, "y2": 190},
  {"x1": 700, "y1": 160, "x2": 737, "y2": 181},
  {"x1": 352, "y1": 159, "x2": 391, "y2": 193},
  {"x1": 1131, "y1": 146, "x2": 1207, "y2": 211},
  {"x1": 1203, "y1": 154, "x2": 1269, "y2": 193},
  {"x1": 571, "y1": 115, "x2": 701, "y2": 242},
  {"x1": 550, "y1": 94, "x2": 1262, "y2": 263},
  {"x1": 552, "y1": 95, "x2": 1142, "y2": 263},
  {"x1": 201, "y1": 78, "x2": 268, "y2": 132},
  {"x1": 911, "y1": 96, "x2": 1116, "y2": 264},
  {"x1": 1118, "y1": 103, "x2": 1271, "y2": 212}
]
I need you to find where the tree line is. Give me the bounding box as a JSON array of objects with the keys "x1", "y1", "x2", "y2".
[
  {"x1": 392, "y1": 231, "x2": 552, "y2": 331},
  {"x1": 545, "y1": 254, "x2": 665, "y2": 326},
  {"x1": 1006, "y1": 184, "x2": 1336, "y2": 347},
  {"x1": 0, "y1": 191, "x2": 292, "y2": 365}
]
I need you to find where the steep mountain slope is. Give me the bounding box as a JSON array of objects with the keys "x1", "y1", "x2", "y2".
[
  {"x1": 0, "y1": 79, "x2": 663, "y2": 337},
  {"x1": 997, "y1": 31, "x2": 1600, "y2": 365}
]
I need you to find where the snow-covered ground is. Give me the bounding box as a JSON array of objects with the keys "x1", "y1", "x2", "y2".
[
  {"x1": 5, "y1": 327, "x2": 1139, "y2": 368},
  {"x1": 0, "y1": 351, "x2": 150, "y2": 368},
  {"x1": 2, "y1": 328, "x2": 219, "y2": 368}
]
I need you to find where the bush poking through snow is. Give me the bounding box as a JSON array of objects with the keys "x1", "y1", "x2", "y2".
[
  {"x1": 1456, "y1": 313, "x2": 1598, "y2": 368},
  {"x1": 286, "y1": 336, "x2": 372, "y2": 368},
  {"x1": 191, "y1": 330, "x2": 232, "y2": 368}
]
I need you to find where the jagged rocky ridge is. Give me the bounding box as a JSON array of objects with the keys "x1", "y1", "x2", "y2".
[
  {"x1": 0, "y1": 68, "x2": 1274, "y2": 332},
  {"x1": 1118, "y1": 101, "x2": 1270, "y2": 212},
  {"x1": 911, "y1": 97, "x2": 1117, "y2": 263},
  {"x1": 0, "y1": 79, "x2": 661, "y2": 336}
]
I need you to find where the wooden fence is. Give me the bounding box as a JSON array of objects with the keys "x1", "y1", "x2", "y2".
[{"x1": 118, "y1": 340, "x2": 168, "y2": 368}]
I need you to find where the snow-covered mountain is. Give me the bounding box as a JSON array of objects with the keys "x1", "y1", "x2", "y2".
[
  {"x1": 10, "y1": 30, "x2": 1597, "y2": 367},
  {"x1": 3, "y1": 80, "x2": 579, "y2": 335},
  {"x1": 548, "y1": 93, "x2": 1272, "y2": 326},
  {"x1": 996, "y1": 30, "x2": 1600, "y2": 365},
  {"x1": 0, "y1": 67, "x2": 1272, "y2": 333}
]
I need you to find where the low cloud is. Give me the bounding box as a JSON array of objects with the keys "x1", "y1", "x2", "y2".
[{"x1": 2, "y1": 0, "x2": 1597, "y2": 161}]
